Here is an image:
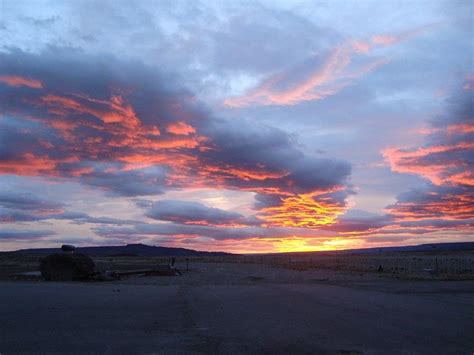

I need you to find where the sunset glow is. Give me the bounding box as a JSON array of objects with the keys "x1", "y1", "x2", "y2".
[{"x1": 0, "y1": 1, "x2": 472, "y2": 253}]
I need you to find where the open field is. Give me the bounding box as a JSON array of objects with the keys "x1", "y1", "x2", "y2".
[
  {"x1": 1, "y1": 251, "x2": 474, "y2": 354},
  {"x1": 2, "y1": 249, "x2": 474, "y2": 281},
  {"x1": 246, "y1": 250, "x2": 474, "y2": 280}
]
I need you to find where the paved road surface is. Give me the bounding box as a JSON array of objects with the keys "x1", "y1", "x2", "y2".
[{"x1": 1, "y1": 265, "x2": 473, "y2": 354}]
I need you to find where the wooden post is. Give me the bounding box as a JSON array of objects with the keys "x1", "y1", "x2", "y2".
[{"x1": 186, "y1": 258, "x2": 189, "y2": 271}]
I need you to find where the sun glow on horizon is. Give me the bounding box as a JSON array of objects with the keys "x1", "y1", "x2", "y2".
[
  {"x1": 267, "y1": 236, "x2": 359, "y2": 254},
  {"x1": 258, "y1": 193, "x2": 345, "y2": 228}
]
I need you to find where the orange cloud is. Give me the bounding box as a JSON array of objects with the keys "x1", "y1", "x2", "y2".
[
  {"x1": 372, "y1": 22, "x2": 440, "y2": 46},
  {"x1": 224, "y1": 46, "x2": 352, "y2": 107},
  {"x1": 385, "y1": 193, "x2": 474, "y2": 221},
  {"x1": 383, "y1": 141, "x2": 474, "y2": 186},
  {"x1": 36, "y1": 92, "x2": 206, "y2": 158},
  {"x1": 383, "y1": 84, "x2": 473, "y2": 227},
  {"x1": 0, "y1": 53, "x2": 353, "y2": 234},
  {"x1": 199, "y1": 165, "x2": 289, "y2": 183},
  {"x1": 41, "y1": 94, "x2": 140, "y2": 127},
  {"x1": 5, "y1": 89, "x2": 347, "y2": 231},
  {"x1": 224, "y1": 22, "x2": 441, "y2": 108},
  {"x1": 0, "y1": 153, "x2": 56, "y2": 176},
  {"x1": 258, "y1": 192, "x2": 345, "y2": 228},
  {"x1": 0, "y1": 75, "x2": 43, "y2": 89},
  {"x1": 166, "y1": 121, "x2": 196, "y2": 135}
]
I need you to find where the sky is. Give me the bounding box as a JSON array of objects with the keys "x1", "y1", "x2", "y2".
[{"x1": 0, "y1": 0, "x2": 472, "y2": 253}]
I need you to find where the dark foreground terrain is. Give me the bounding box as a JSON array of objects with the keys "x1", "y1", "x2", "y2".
[{"x1": 1, "y1": 261, "x2": 473, "y2": 354}]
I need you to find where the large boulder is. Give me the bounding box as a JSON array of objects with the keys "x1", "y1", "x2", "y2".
[{"x1": 40, "y1": 253, "x2": 95, "y2": 281}]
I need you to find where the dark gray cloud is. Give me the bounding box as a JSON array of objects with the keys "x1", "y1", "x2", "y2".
[
  {"x1": 145, "y1": 200, "x2": 245, "y2": 226},
  {"x1": 0, "y1": 229, "x2": 55, "y2": 240},
  {"x1": 0, "y1": 189, "x2": 139, "y2": 225},
  {"x1": 320, "y1": 210, "x2": 391, "y2": 234},
  {"x1": 0, "y1": 191, "x2": 65, "y2": 213},
  {"x1": 52, "y1": 211, "x2": 140, "y2": 226},
  {"x1": 20, "y1": 15, "x2": 60, "y2": 27},
  {"x1": 0, "y1": 207, "x2": 140, "y2": 225},
  {"x1": 93, "y1": 222, "x2": 269, "y2": 241},
  {"x1": 93, "y1": 220, "x2": 328, "y2": 241},
  {"x1": 78, "y1": 164, "x2": 169, "y2": 197}
]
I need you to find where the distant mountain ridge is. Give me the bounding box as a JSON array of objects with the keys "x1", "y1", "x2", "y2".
[
  {"x1": 276, "y1": 242, "x2": 474, "y2": 255},
  {"x1": 335, "y1": 242, "x2": 474, "y2": 254},
  {"x1": 1, "y1": 243, "x2": 232, "y2": 257},
  {"x1": 1, "y1": 241, "x2": 473, "y2": 256}
]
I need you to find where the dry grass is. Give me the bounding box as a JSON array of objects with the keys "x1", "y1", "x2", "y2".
[
  {"x1": 1, "y1": 249, "x2": 473, "y2": 281},
  {"x1": 241, "y1": 250, "x2": 474, "y2": 280}
]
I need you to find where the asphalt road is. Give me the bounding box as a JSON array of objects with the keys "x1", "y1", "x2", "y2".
[{"x1": 1, "y1": 267, "x2": 473, "y2": 354}]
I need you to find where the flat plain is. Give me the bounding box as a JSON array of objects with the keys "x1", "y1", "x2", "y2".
[{"x1": 0, "y1": 252, "x2": 473, "y2": 354}]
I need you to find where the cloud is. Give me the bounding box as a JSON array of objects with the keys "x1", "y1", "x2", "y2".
[
  {"x1": 0, "y1": 206, "x2": 139, "y2": 225},
  {"x1": 383, "y1": 86, "x2": 473, "y2": 189},
  {"x1": 382, "y1": 79, "x2": 474, "y2": 231},
  {"x1": 94, "y1": 222, "x2": 269, "y2": 241},
  {"x1": 51, "y1": 211, "x2": 140, "y2": 226},
  {"x1": 145, "y1": 199, "x2": 246, "y2": 226},
  {"x1": 320, "y1": 209, "x2": 391, "y2": 234},
  {"x1": 19, "y1": 15, "x2": 60, "y2": 28},
  {"x1": 0, "y1": 189, "x2": 139, "y2": 225},
  {"x1": 0, "y1": 229, "x2": 55, "y2": 240},
  {"x1": 166, "y1": 121, "x2": 196, "y2": 135},
  {"x1": 371, "y1": 22, "x2": 441, "y2": 46},
  {"x1": 382, "y1": 141, "x2": 474, "y2": 186},
  {"x1": 0, "y1": 75, "x2": 43, "y2": 88},
  {"x1": 77, "y1": 164, "x2": 169, "y2": 197},
  {"x1": 0, "y1": 47, "x2": 353, "y2": 228},
  {"x1": 93, "y1": 219, "x2": 336, "y2": 242},
  {"x1": 223, "y1": 22, "x2": 442, "y2": 108},
  {"x1": 257, "y1": 192, "x2": 348, "y2": 228},
  {"x1": 223, "y1": 44, "x2": 382, "y2": 107},
  {"x1": 0, "y1": 191, "x2": 65, "y2": 213},
  {"x1": 385, "y1": 185, "x2": 474, "y2": 221},
  {"x1": 223, "y1": 46, "x2": 353, "y2": 107}
]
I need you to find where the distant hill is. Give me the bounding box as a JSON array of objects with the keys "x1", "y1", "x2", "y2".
[
  {"x1": 336, "y1": 242, "x2": 474, "y2": 254},
  {"x1": 275, "y1": 242, "x2": 474, "y2": 256},
  {"x1": 1, "y1": 243, "x2": 232, "y2": 257},
  {"x1": 2, "y1": 241, "x2": 473, "y2": 257}
]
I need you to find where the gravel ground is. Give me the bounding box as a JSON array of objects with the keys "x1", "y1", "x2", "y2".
[{"x1": 1, "y1": 262, "x2": 473, "y2": 354}]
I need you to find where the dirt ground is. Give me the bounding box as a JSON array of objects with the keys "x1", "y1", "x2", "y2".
[{"x1": 1, "y1": 261, "x2": 473, "y2": 354}]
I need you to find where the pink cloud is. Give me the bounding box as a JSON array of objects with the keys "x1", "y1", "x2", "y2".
[
  {"x1": 224, "y1": 46, "x2": 356, "y2": 107},
  {"x1": 224, "y1": 22, "x2": 440, "y2": 108},
  {"x1": 382, "y1": 141, "x2": 474, "y2": 186},
  {"x1": 372, "y1": 22, "x2": 441, "y2": 46},
  {"x1": 0, "y1": 75, "x2": 43, "y2": 89}
]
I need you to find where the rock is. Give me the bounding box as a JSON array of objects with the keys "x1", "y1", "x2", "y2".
[
  {"x1": 61, "y1": 244, "x2": 76, "y2": 252},
  {"x1": 40, "y1": 253, "x2": 95, "y2": 281}
]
